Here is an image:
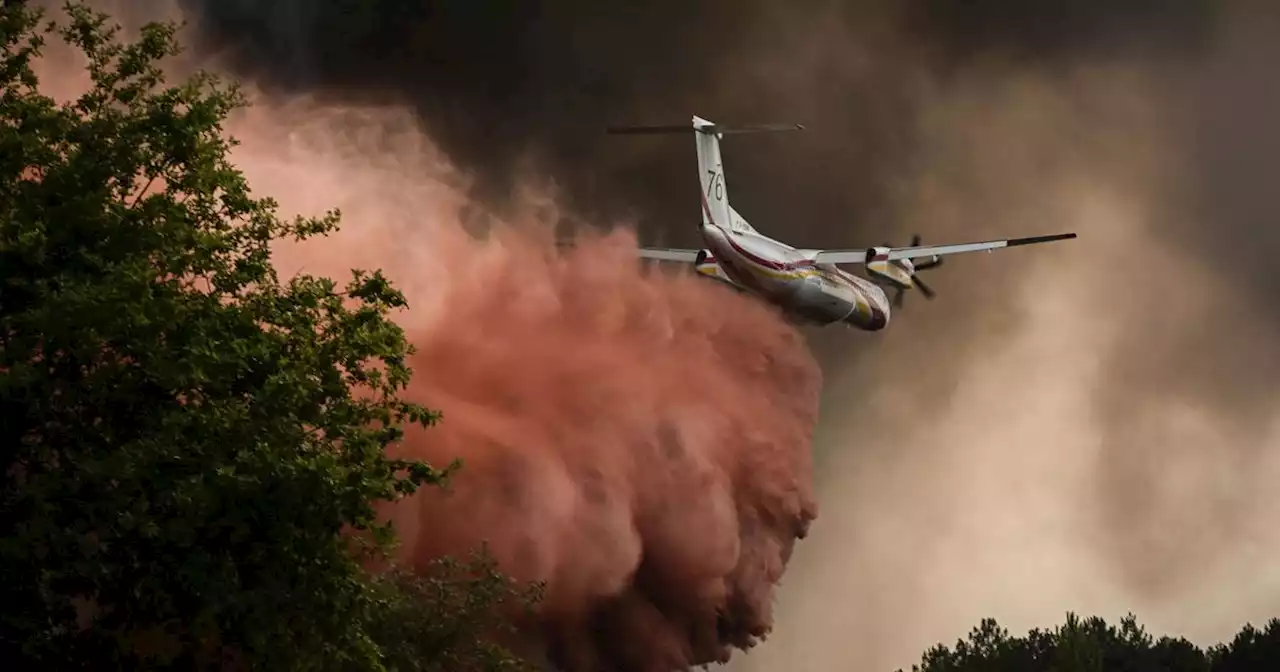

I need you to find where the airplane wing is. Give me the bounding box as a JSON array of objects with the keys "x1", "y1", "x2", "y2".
[
  {"x1": 811, "y1": 232, "x2": 1077, "y2": 264},
  {"x1": 555, "y1": 238, "x2": 700, "y2": 262},
  {"x1": 637, "y1": 247, "x2": 700, "y2": 262}
]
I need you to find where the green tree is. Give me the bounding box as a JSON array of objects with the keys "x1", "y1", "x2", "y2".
[
  {"x1": 0, "y1": 2, "x2": 536, "y2": 669},
  {"x1": 1207, "y1": 618, "x2": 1280, "y2": 672},
  {"x1": 903, "y1": 613, "x2": 1280, "y2": 672}
]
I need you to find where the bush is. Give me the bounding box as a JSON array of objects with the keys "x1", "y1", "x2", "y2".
[
  {"x1": 904, "y1": 612, "x2": 1280, "y2": 672},
  {"x1": 0, "y1": 2, "x2": 536, "y2": 668}
]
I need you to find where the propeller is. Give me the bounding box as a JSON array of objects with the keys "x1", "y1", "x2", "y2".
[{"x1": 891, "y1": 234, "x2": 942, "y2": 308}]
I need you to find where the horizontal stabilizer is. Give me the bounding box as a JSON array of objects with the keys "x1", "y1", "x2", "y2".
[
  {"x1": 607, "y1": 121, "x2": 804, "y2": 136},
  {"x1": 714, "y1": 123, "x2": 805, "y2": 134},
  {"x1": 606, "y1": 124, "x2": 694, "y2": 135}
]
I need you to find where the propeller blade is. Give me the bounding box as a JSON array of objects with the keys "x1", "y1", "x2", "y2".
[
  {"x1": 912, "y1": 275, "x2": 936, "y2": 299},
  {"x1": 910, "y1": 234, "x2": 921, "y2": 247},
  {"x1": 914, "y1": 257, "x2": 943, "y2": 271},
  {"x1": 893, "y1": 287, "x2": 905, "y2": 308}
]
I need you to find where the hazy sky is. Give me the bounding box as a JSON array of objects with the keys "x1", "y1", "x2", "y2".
[
  {"x1": 183, "y1": 1, "x2": 1280, "y2": 669},
  {"x1": 36, "y1": 1, "x2": 1280, "y2": 669}
]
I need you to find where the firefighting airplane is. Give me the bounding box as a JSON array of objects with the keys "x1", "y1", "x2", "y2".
[{"x1": 607, "y1": 115, "x2": 1077, "y2": 331}]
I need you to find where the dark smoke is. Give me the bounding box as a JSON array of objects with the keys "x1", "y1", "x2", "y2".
[
  {"x1": 175, "y1": 1, "x2": 1221, "y2": 239},
  {"x1": 173, "y1": 1, "x2": 1272, "y2": 361},
  {"x1": 35, "y1": 1, "x2": 1280, "y2": 670},
  {"x1": 176, "y1": 0, "x2": 910, "y2": 245},
  {"x1": 900, "y1": 0, "x2": 1219, "y2": 66}
]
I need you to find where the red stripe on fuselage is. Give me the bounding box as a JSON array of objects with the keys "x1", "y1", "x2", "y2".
[
  {"x1": 698, "y1": 223, "x2": 890, "y2": 324},
  {"x1": 703, "y1": 226, "x2": 871, "y2": 295},
  {"x1": 699, "y1": 195, "x2": 800, "y2": 288},
  {"x1": 701, "y1": 226, "x2": 819, "y2": 298},
  {"x1": 712, "y1": 249, "x2": 769, "y2": 294},
  {"x1": 700, "y1": 223, "x2": 816, "y2": 273},
  {"x1": 700, "y1": 192, "x2": 718, "y2": 229},
  {"x1": 723, "y1": 236, "x2": 815, "y2": 271}
]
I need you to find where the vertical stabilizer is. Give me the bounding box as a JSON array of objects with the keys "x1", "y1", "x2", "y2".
[
  {"x1": 605, "y1": 116, "x2": 803, "y2": 235},
  {"x1": 693, "y1": 116, "x2": 736, "y2": 232}
]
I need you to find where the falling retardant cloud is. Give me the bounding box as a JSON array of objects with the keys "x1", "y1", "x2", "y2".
[
  {"x1": 222, "y1": 101, "x2": 823, "y2": 670},
  {"x1": 29, "y1": 1, "x2": 826, "y2": 669}
]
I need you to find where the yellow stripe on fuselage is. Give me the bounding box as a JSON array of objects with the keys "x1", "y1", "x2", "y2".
[
  {"x1": 699, "y1": 259, "x2": 882, "y2": 323},
  {"x1": 701, "y1": 257, "x2": 823, "y2": 282}
]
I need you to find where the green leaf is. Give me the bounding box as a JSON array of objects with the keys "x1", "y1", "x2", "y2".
[{"x1": 0, "y1": 3, "x2": 538, "y2": 669}]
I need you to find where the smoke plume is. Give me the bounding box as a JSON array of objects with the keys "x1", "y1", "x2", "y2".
[
  {"x1": 30, "y1": 1, "x2": 823, "y2": 669},
  {"x1": 32, "y1": 0, "x2": 1280, "y2": 670},
  {"x1": 176, "y1": 1, "x2": 1280, "y2": 670},
  {"x1": 227, "y1": 101, "x2": 822, "y2": 670}
]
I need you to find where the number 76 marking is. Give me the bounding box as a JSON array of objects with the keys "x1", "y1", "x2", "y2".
[{"x1": 706, "y1": 170, "x2": 724, "y2": 201}]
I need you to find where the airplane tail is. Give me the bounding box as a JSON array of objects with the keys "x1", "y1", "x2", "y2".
[{"x1": 607, "y1": 116, "x2": 803, "y2": 234}]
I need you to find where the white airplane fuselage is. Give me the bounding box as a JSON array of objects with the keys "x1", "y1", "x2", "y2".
[
  {"x1": 615, "y1": 114, "x2": 1076, "y2": 330},
  {"x1": 693, "y1": 222, "x2": 891, "y2": 330}
]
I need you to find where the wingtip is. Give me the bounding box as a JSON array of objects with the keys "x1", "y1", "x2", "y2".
[{"x1": 1007, "y1": 232, "x2": 1079, "y2": 247}]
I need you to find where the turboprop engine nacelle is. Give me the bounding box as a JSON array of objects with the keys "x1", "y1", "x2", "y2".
[
  {"x1": 693, "y1": 249, "x2": 735, "y2": 285},
  {"x1": 863, "y1": 246, "x2": 913, "y2": 289},
  {"x1": 864, "y1": 235, "x2": 944, "y2": 306}
]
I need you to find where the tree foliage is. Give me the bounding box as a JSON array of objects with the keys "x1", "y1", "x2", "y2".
[
  {"x1": 904, "y1": 612, "x2": 1280, "y2": 672},
  {"x1": 0, "y1": 2, "x2": 536, "y2": 669}
]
